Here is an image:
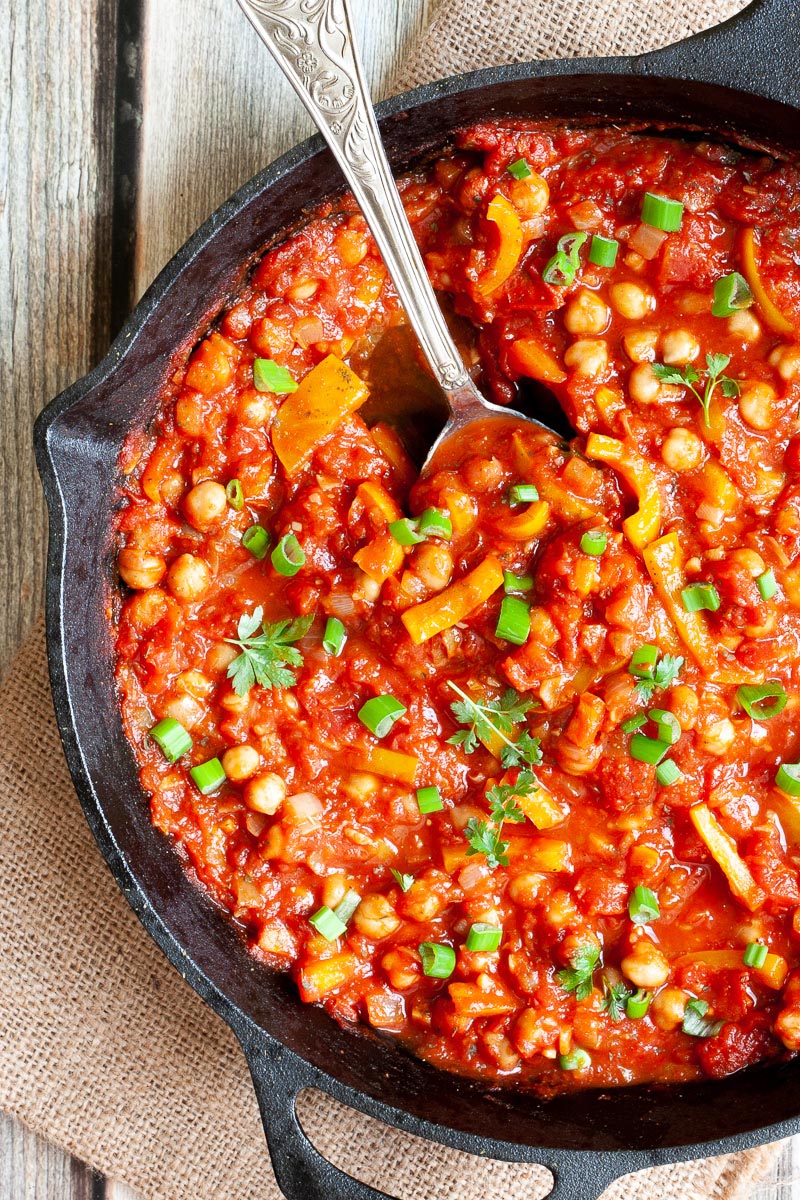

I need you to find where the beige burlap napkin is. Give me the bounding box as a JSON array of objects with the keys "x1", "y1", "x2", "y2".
[{"x1": 3, "y1": 1, "x2": 781, "y2": 1197}]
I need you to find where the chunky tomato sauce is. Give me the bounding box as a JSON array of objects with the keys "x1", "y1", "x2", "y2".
[{"x1": 115, "y1": 122, "x2": 800, "y2": 1094}]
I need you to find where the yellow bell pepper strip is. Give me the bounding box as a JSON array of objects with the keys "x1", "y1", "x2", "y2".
[
  {"x1": 642, "y1": 532, "x2": 718, "y2": 673},
  {"x1": 356, "y1": 480, "x2": 403, "y2": 525},
  {"x1": 740, "y1": 228, "x2": 795, "y2": 336},
  {"x1": 584, "y1": 433, "x2": 661, "y2": 549},
  {"x1": 755, "y1": 953, "x2": 789, "y2": 990},
  {"x1": 352, "y1": 747, "x2": 419, "y2": 786},
  {"x1": 512, "y1": 780, "x2": 566, "y2": 830},
  {"x1": 689, "y1": 804, "x2": 767, "y2": 912},
  {"x1": 298, "y1": 951, "x2": 360, "y2": 1002},
  {"x1": 508, "y1": 338, "x2": 568, "y2": 384},
  {"x1": 401, "y1": 556, "x2": 505, "y2": 645},
  {"x1": 353, "y1": 530, "x2": 405, "y2": 583},
  {"x1": 511, "y1": 432, "x2": 598, "y2": 519},
  {"x1": 440, "y1": 488, "x2": 478, "y2": 536},
  {"x1": 441, "y1": 836, "x2": 571, "y2": 874},
  {"x1": 674, "y1": 949, "x2": 744, "y2": 970},
  {"x1": 271, "y1": 354, "x2": 369, "y2": 475},
  {"x1": 497, "y1": 499, "x2": 551, "y2": 541},
  {"x1": 478, "y1": 195, "x2": 524, "y2": 296}
]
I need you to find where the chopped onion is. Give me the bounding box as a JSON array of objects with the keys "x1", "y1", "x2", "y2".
[
  {"x1": 697, "y1": 502, "x2": 725, "y2": 526},
  {"x1": 628, "y1": 223, "x2": 668, "y2": 260},
  {"x1": 285, "y1": 792, "x2": 324, "y2": 828},
  {"x1": 291, "y1": 315, "x2": 325, "y2": 348},
  {"x1": 459, "y1": 861, "x2": 490, "y2": 892},
  {"x1": 328, "y1": 590, "x2": 357, "y2": 618}
]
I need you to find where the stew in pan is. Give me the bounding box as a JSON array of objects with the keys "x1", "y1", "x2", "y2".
[{"x1": 114, "y1": 120, "x2": 800, "y2": 1094}]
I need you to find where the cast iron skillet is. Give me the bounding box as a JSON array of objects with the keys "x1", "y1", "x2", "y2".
[{"x1": 33, "y1": 2, "x2": 800, "y2": 1196}]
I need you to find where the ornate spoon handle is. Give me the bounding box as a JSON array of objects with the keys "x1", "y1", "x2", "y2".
[{"x1": 236, "y1": 0, "x2": 470, "y2": 392}]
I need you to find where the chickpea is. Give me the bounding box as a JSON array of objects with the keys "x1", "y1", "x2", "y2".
[
  {"x1": 222, "y1": 744, "x2": 261, "y2": 783},
  {"x1": 118, "y1": 546, "x2": 167, "y2": 591},
  {"x1": 353, "y1": 570, "x2": 381, "y2": 603},
  {"x1": 237, "y1": 391, "x2": 272, "y2": 427},
  {"x1": 352, "y1": 893, "x2": 401, "y2": 940},
  {"x1": 775, "y1": 1005, "x2": 800, "y2": 1050},
  {"x1": 661, "y1": 427, "x2": 704, "y2": 472},
  {"x1": 728, "y1": 310, "x2": 761, "y2": 342},
  {"x1": 336, "y1": 225, "x2": 369, "y2": 266},
  {"x1": 125, "y1": 587, "x2": 168, "y2": 631},
  {"x1": 412, "y1": 543, "x2": 454, "y2": 592},
  {"x1": 161, "y1": 693, "x2": 205, "y2": 730},
  {"x1": 668, "y1": 685, "x2": 700, "y2": 731},
  {"x1": 651, "y1": 987, "x2": 689, "y2": 1031},
  {"x1": 728, "y1": 547, "x2": 765, "y2": 577},
  {"x1": 219, "y1": 687, "x2": 250, "y2": 715},
  {"x1": 770, "y1": 344, "x2": 800, "y2": 381},
  {"x1": 176, "y1": 669, "x2": 213, "y2": 698},
  {"x1": 322, "y1": 873, "x2": 350, "y2": 910},
  {"x1": 564, "y1": 338, "x2": 608, "y2": 378},
  {"x1": 661, "y1": 328, "x2": 700, "y2": 365},
  {"x1": 628, "y1": 363, "x2": 661, "y2": 405},
  {"x1": 699, "y1": 717, "x2": 736, "y2": 756},
  {"x1": 206, "y1": 641, "x2": 239, "y2": 674},
  {"x1": 184, "y1": 480, "x2": 228, "y2": 530},
  {"x1": 564, "y1": 289, "x2": 610, "y2": 336},
  {"x1": 622, "y1": 328, "x2": 659, "y2": 363},
  {"x1": 609, "y1": 282, "x2": 655, "y2": 320},
  {"x1": 286, "y1": 277, "x2": 319, "y2": 302},
  {"x1": 620, "y1": 940, "x2": 670, "y2": 989},
  {"x1": 463, "y1": 456, "x2": 504, "y2": 491},
  {"x1": 175, "y1": 395, "x2": 205, "y2": 436},
  {"x1": 244, "y1": 771, "x2": 286, "y2": 815},
  {"x1": 341, "y1": 772, "x2": 380, "y2": 803},
  {"x1": 401, "y1": 872, "x2": 449, "y2": 922},
  {"x1": 381, "y1": 946, "x2": 419, "y2": 990},
  {"x1": 738, "y1": 381, "x2": 777, "y2": 431},
  {"x1": 507, "y1": 872, "x2": 546, "y2": 907},
  {"x1": 509, "y1": 171, "x2": 549, "y2": 218},
  {"x1": 167, "y1": 553, "x2": 211, "y2": 603}
]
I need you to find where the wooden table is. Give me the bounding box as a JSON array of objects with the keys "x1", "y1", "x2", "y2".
[{"x1": 2, "y1": 0, "x2": 799, "y2": 1195}]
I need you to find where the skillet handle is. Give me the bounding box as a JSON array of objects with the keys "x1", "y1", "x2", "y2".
[
  {"x1": 636, "y1": 0, "x2": 800, "y2": 109},
  {"x1": 241, "y1": 1035, "x2": 622, "y2": 1200}
]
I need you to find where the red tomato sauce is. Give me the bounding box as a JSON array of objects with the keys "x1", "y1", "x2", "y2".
[{"x1": 114, "y1": 122, "x2": 800, "y2": 1094}]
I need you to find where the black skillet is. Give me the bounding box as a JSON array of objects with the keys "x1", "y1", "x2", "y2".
[{"x1": 33, "y1": 2, "x2": 800, "y2": 1196}]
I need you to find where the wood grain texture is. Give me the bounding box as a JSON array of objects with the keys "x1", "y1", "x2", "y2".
[
  {"x1": 0, "y1": 0, "x2": 116, "y2": 678},
  {"x1": 0, "y1": 1113, "x2": 100, "y2": 1200}
]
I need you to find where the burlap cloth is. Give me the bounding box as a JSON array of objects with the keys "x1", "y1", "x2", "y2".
[{"x1": 2, "y1": 1, "x2": 786, "y2": 1197}]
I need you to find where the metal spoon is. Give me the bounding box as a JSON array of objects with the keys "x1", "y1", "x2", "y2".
[{"x1": 236, "y1": 0, "x2": 559, "y2": 472}]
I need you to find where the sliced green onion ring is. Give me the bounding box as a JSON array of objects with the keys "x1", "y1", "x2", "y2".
[
  {"x1": 629, "y1": 644, "x2": 658, "y2": 678},
  {"x1": 417, "y1": 507, "x2": 453, "y2": 539},
  {"x1": 225, "y1": 478, "x2": 244, "y2": 511},
  {"x1": 588, "y1": 234, "x2": 619, "y2": 267},
  {"x1": 190, "y1": 757, "x2": 227, "y2": 795},
  {"x1": 253, "y1": 357, "x2": 298, "y2": 394},
  {"x1": 648, "y1": 708, "x2": 681, "y2": 745},
  {"x1": 271, "y1": 532, "x2": 306, "y2": 577},
  {"x1": 757, "y1": 569, "x2": 777, "y2": 600},
  {"x1": 418, "y1": 941, "x2": 456, "y2": 979},
  {"x1": 712, "y1": 271, "x2": 754, "y2": 318},
  {"x1": 389, "y1": 517, "x2": 424, "y2": 546},
  {"x1": 309, "y1": 905, "x2": 347, "y2": 941},
  {"x1": 776, "y1": 762, "x2": 800, "y2": 797},
  {"x1": 641, "y1": 192, "x2": 684, "y2": 232},
  {"x1": 629, "y1": 732, "x2": 670, "y2": 765},
  {"x1": 416, "y1": 785, "x2": 444, "y2": 814},
  {"x1": 465, "y1": 923, "x2": 503, "y2": 952},
  {"x1": 507, "y1": 157, "x2": 532, "y2": 180},
  {"x1": 358, "y1": 695, "x2": 406, "y2": 739},
  {"x1": 656, "y1": 758, "x2": 682, "y2": 787},
  {"x1": 508, "y1": 483, "x2": 539, "y2": 505},
  {"x1": 621, "y1": 713, "x2": 647, "y2": 733},
  {"x1": 681, "y1": 582, "x2": 721, "y2": 613},
  {"x1": 242, "y1": 523, "x2": 270, "y2": 560},
  {"x1": 322, "y1": 617, "x2": 347, "y2": 657},
  {"x1": 580, "y1": 529, "x2": 608, "y2": 557},
  {"x1": 503, "y1": 570, "x2": 534, "y2": 594},
  {"x1": 626, "y1": 989, "x2": 652, "y2": 1019},
  {"x1": 495, "y1": 595, "x2": 531, "y2": 645},
  {"x1": 737, "y1": 681, "x2": 787, "y2": 721},
  {"x1": 628, "y1": 885, "x2": 660, "y2": 925},
  {"x1": 743, "y1": 942, "x2": 768, "y2": 968},
  {"x1": 333, "y1": 889, "x2": 362, "y2": 925},
  {"x1": 149, "y1": 717, "x2": 192, "y2": 763}
]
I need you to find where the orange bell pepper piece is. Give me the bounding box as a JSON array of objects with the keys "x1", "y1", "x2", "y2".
[
  {"x1": 353, "y1": 530, "x2": 405, "y2": 583},
  {"x1": 298, "y1": 952, "x2": 360, "y2": 1002},
  {"x1": 508, "y1": 338, "x2": 568, "y2": 384},
  {"x1": 352, "y1": 747, "x2": 419, "y2": 785},
  {"x1": 642, "y1": 532, "x2": 717, "y2": 674},
  {"x1": 272, "y1": 354, "x2": 368, "y2": 475},
  {"x1": 369, "y1": 423, "x2": 416, "y2": 491},
  {"x1": 497, "y1": 499, "x2": 550, "y2": 541},
  {"x1": 740, "y1": 228, "x2": 794, "y2": 336},
  {"x1": 478, "y1": 195, "x2": 524, "y2": 296},
  {"x1": 585, "y1": 433, "x2": 661, "y2": 549},
  {"x1": 689, "y1": 804, "x2": 766, "y2": 912},
  {"x1": 401, "y1": 556, "x2": 505, "y2": 644},
  {"x1": 356, "y1": 480, "x2": 403, "y2": 525}
]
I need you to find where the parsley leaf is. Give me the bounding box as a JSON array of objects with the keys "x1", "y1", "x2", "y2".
[
  {"x1": 682, "y1": 998, "x2": 725, "y2": 1038},
  {"x1": 447, "y1": 682, "x2": 539, "y2": 764},
  {"x1": 652, "y1": 352, "x2": 740, "y2": 428},
  {"x1": 557, "y1": 944, "x2": 601, "y2": 1001},
  {"x1": 226, "y1": 606, "x2": 314, "y2": 697},
  {"x1": 632, "y1": 651, "x2": 684, "y2": 703},
  {"x1": 464, "y1": 817, "x2": 510, "y2": 869},
  {"x1": 601, "y1": 977, "x2": 632, "y2": 1022},
  {"x1": 390, "y1": 869, "x2": 415, "y2": 892}
]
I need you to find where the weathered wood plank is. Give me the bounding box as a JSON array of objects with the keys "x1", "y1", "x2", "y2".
[
  {"x1": 0, "y1": 1112, "x2": 101, "y2": 1200},
  {"x1": 133, "y1": 0, "x2": 438, "y2": 300},
  {"x1": 0, "y1": 0, "x2": 116, "y2": 677}
]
